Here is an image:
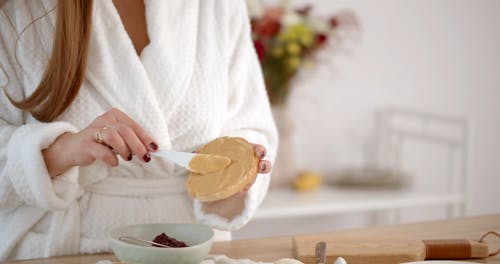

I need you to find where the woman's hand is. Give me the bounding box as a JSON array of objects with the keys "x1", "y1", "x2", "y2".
[
  {"x1": 194, "y1": 142, "x2": 272, "y2": 193},
  {"x1": 239, "y1": 143, "x2": 272, "y2": 193},
  {"x1": 201, "y1": 143, "x2": 272, "y2": 220},
  {"x1": 43, "y1": 108, "x2": 158, "y2": 178}
]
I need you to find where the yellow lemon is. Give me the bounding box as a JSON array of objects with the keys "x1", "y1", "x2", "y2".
[{"x1": 294, "y1": 171, "x2": 322, "y2": 191}]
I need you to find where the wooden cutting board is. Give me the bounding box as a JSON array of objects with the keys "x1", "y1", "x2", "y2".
[{"x1": 293, "y1": 233, "x2": 488, "y2": 264}]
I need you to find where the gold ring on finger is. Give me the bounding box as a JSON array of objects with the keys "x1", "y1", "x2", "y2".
[{"x1": 96, "y1": 126, "x2": 108, "y2": 144}]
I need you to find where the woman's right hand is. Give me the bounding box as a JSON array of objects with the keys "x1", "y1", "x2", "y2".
[{"x1": 43, "y1": 108, "x2": 159, "y2": 178}]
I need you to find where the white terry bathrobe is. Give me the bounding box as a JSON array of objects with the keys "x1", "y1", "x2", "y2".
[{"x1": 0, "y1": 0, "x2": 277, "y2": 261}]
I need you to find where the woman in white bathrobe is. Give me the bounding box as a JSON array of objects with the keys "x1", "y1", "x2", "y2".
[{"x1": 0, "y1": 0, "x2": 277, "y2": 261}]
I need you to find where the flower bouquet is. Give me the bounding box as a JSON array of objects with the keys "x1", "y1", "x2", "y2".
[
  {"x1": 247, "y1": 1, "x2": 359, "y2": 187},
  {"x1": 248, "y1": 1, "x2": 350, "y2": 105}
]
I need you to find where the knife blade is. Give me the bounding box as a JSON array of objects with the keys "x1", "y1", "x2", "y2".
[
  {"x1": 315, "y1": 241, "x2": 326, "y2": 264},
  {"x1": 151, "y1": 150, "x2": 196, "y2": 168},
  {"x1": 150, "y1": 150, "x2": 230, "y2": 173}
]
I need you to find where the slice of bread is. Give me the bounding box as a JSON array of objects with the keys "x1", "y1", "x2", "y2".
[{"x1": 186, "y1": 137, "x2": 258, "y2": 202}]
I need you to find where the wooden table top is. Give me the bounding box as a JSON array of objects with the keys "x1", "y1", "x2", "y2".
[{"x1": 7, "y1": 214, "x2": 500, "y2": 264}]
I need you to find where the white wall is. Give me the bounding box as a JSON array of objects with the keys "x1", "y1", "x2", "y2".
[
  {"x1": 288, "y1": 0, "x2": 500, "y2": 215},
  {"x1": 234, "y1": 0, "x2": 500, "y2": 239}
]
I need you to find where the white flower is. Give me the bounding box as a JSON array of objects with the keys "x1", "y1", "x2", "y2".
[{"x1": 281, "y1": 11, "x2": 301, "y2": 26}]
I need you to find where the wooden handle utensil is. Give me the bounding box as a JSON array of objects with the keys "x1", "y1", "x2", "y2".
[
  {"x1": 423, "y1": 239, "x2": 488, "y2": 259},
  {"x1": 293, "y1": 231, "x2": 498, "y2": 264}
]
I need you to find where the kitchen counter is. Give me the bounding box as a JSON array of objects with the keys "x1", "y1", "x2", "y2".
[{"x1": 6, "y1": 214, "x2": 500, "y2": 263}]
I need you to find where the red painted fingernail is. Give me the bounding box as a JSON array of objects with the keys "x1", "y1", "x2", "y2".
[
  {"x1": 150, "y1": 142, "x2": 158, "y2": 151},
  {"x1": 127, "y1": 154, "x2": 133, "y2": 161},
  {"x1": 143, "y1": 153, "x2": 151, "y2": 162},
  {"x1": 261, "y1": 163, "x2": 267, "y2": 171}
]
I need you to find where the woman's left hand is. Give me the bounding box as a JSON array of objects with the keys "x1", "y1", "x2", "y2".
[
  {"x1": 238, "y1": 143, "x2": 272, "y2": 193},
  {"x1": 200, "y1": 143, "x2": 272, "y2": 219}
]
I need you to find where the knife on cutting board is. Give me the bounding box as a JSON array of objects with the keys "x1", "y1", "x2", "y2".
[
  {"x1": 315, "y1": 242, "x2": 326, "y2": 264},
  {"x1": 295, "y1": 235, "x2": 490, "y2": 264}
]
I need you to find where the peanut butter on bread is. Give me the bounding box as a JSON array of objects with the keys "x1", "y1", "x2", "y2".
[
  {"x1": 188, "y1": 154, "x2": 231, "y2": 174},
  {"x1": 186, "y1": 137, "x2": 258, "y2": 202}
]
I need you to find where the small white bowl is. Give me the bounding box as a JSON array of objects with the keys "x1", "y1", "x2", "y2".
[{"x1": 109, "y1": 223, "x2": 213, "y2": 264}]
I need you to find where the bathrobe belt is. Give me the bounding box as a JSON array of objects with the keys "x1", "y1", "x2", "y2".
[{"x1": 85, "y1": 176, "x2": 187, "y2": 197}]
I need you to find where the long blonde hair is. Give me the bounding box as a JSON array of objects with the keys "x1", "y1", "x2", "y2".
[{"x1": 3, "y1": 0, "x2": 94, "y2": 122}]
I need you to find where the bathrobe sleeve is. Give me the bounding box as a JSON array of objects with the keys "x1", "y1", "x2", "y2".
[
  {"x1": 0, "y1": 6, "x2": 81, "y2": 211},
  {"x1": 193, "y1": 0, "x2": 279, "y2": 231}
]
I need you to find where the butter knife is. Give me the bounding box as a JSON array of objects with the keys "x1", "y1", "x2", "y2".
[
  {"x1": 315, "y1": 241, "x2": 326, "y2": 264},
  {"x1": 150, "y1": 150, "x2": 198, "y2": 169},
  {"x1": 150, "y1": 150, "x2": 230, "y2": 173}
]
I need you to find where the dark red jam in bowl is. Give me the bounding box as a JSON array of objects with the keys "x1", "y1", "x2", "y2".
[{"x1": 152, "y1": 233, "x2": 188, "y2": 248}]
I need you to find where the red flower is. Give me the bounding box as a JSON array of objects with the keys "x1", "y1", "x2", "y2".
[
  {"x1": 329, "y1": 17, "x2": 339, "y2": 28},
  {"x1": 253, "y1": 40, "x2": 265, "y2": 61},
  {"x1": 315, "y1": 34, "x2": 328, "y2": 45},
  {"x1": 256, "y1": 20, "x2": 281, "y2": 37},
  {"x1": 253, "y1": 8, "x2": 283, "y2": 38}
]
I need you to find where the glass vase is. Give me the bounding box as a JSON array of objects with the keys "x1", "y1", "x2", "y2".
[{"x1": 270, "y1": 104, "x2": 297, "y2": 188}]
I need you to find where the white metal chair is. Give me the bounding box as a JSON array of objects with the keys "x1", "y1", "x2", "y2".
[{"x1": 373, "y1": 107, "x2": 468, "y2": 222}]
